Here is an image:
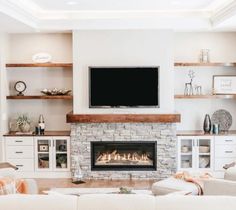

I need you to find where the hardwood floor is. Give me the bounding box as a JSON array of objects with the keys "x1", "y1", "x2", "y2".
[{"x1": 36, "y1": 178, "x2": 156, "y2": 194}]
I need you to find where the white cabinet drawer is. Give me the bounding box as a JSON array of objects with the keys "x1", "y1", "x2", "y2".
[
  {"x1": 215, "y1": 158, "x2": 236, "y2": 171},
  {"x1": 5, "y1": 137, "x2": 34, "y2": 146},
  {"x1": 215, "y1": 145, "x2": 236, "y2": 157},
  {"x1": 6, "y1": 159, "x2": 34, "y2": 172},
  {"x1": 215, "y1": 136, "x2": 236, "y2": 145},
  {"x1": 6, "y1": 146, "x2": 34, "y2": 159}
]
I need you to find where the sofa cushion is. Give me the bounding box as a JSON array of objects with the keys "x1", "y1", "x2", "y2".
[
  {"x1": 77, "y1": 194, "x2": 155, "y2": 210},
  {"x1": 0, "y1": 194, "x2": 78, "y2": 210},
  {"x1": 0, "y1": 177, "x2": 15, "y2": 195},
  {"x1": 152, "y1": 177, "x2": 199, "y2": 195},
  {"x1": 155, "y1": 196, "x2": 236, "y2": 210}
]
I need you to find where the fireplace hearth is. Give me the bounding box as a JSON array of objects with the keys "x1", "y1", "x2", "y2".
[{"x1": 91, "y1": 141, "x2": 157, "y2": 171}]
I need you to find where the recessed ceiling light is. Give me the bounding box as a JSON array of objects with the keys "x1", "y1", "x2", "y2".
[{"x1": 66, "y1": 0, "x2": 78, "y2": 5}]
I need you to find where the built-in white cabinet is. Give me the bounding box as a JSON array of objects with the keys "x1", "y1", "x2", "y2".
[
  {"x1": 4, "y1": 136, "x2": 70, "y2": 178},
  {"x1": 178, "y1": 135, "x2": 236, "y2": 175},
  {"x1": 178, "y1": 136, "x2": 214, "y2": 171},
  {"x1": 35, "y1": 136, "x2": 70, "y2": 172},
  {"x1": 214, "y1": 136, "x2": 236, "y2": 171},
  {"x1": 5, "y1": 137, "x2": 35, "y2": 172}
]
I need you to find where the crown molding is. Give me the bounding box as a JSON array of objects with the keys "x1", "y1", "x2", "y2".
[
  {"x1": 211, "y1": 0, "x2": 236, "y2": 26},
  {"x1": 0, "y1": 0, "x2": 38, "y2": 28}
]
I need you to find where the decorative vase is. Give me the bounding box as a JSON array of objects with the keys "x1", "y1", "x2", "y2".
[
  {"x1": 61, "y1": 163, "x2": 67, "y2": 168},
  {"x1": 203, "y1": 114, "x2": 211, "y2": 133},
  {"x1": 19, "y1": 123, "x2": 31, "y2": 133}
]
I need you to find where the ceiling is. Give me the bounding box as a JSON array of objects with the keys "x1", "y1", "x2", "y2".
[
  {"x1": 1, "y1": 0, "x2": 236, "y2": 32},
  {"x1": 30, "y1": 0, "x2": 216, "y2": 11}
]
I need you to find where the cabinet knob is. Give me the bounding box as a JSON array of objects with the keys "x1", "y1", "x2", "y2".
[
  {"x1": 225, "y1": 151, "x2": 233, "y2": 153},
  {"x1": 15, "y1": 141, "x2": 23, "y2": 143},
  {"x1": 15, "y1": 151, "x2": 23, "y2": 154}
]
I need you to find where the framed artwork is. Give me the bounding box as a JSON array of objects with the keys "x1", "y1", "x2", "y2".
[{"x1": 213, "y1": 75, "x2": 236, "y2": 94}]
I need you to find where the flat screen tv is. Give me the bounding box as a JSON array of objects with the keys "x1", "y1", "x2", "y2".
[{"x1": 89, "y1": 67, "x2": 159, "y2": 108}]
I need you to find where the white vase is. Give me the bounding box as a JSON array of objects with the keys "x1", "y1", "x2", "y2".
[
  {"x1": 19, "y1": 123, "x2": 31, "y2": 133},
  {"x1": 61, "y1": 163, "x2": 67, "y2": 168}
]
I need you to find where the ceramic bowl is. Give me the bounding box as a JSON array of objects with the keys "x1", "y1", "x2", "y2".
[{"x1": 181, "y1": 146, "x2": 190, "y2": 153}]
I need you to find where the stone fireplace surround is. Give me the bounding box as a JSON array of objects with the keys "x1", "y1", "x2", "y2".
[{"x1": 70, "y1": 122, "x2": 177, "y2": 179}]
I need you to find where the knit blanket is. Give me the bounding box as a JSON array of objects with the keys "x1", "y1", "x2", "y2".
[
  {"x1": 174, "y1": 171, "x2": 212, "y2": 195},
  {"x1": 0, "y1": 177, "x2": 29, "y2": 195}
]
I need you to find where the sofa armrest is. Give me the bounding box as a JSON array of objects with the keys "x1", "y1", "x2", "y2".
[
  {"x1": 225, "y1": 167, "x2": 236, "y2": 181},
  {"x1": 204, "y1": 179, "x2": 236, "y2": 196}
]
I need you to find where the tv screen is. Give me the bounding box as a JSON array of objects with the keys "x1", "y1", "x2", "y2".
[{"x1": 89, "y1": 67, "x2": 159, "y2": 108}]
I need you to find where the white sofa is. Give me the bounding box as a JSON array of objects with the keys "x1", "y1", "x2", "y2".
[
  {"x1": 0, "y1": 194, "x2": 236, "y2": 210},
  {"x1": 203, "y1": 166, "x2": 236, "y2": 196}
]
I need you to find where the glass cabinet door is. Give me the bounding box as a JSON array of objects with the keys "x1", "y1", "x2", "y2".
[
  {"x1": 197, "y1": 138, "x2": 213, "y2": 170},
  {"x1": 178, "y1": 138, "x2": 194, "y2": 170},
  {"x1": 35, "y1": 138, "x2": 52, "y2": 171},
  {"x1": 53, "y1": 137, "x2": 70, "y2": 171}
]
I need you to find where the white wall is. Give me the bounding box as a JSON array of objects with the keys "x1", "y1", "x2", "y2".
[
  {"x1": 0, "y1": 33, "x2": 9, "y2": 161},
  {"x1": 7, "y1": 33, "x2": 72, "y2": 63},
  {"x1": 174, "y1": 32, "x2": 236, "y2": 131},
  {"x1": 73, "y1": 30, "x2": 175, "y2": 114},
  {"x1": 6, "y1": 33, "x2": 73, "y2": 131}
]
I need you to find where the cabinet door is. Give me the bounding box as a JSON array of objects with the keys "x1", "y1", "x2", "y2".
[
  {"x1": 52, "y1": 137, "x2": 70, "y2": 171},
  {"x1": 35, "y1": 137, "x2": 53, "y2": 171},
  {"x1": 178, "y1": 137, "x2": 195, "y2": 170},
  {"x1": 196, "y1": 137, "x2": 214, "y2": 171}
]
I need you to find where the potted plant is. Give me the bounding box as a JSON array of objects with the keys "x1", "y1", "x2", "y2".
[
  {"x1": 16, "y1": 114, "x2": 31, "y2": 133},
  {"x1": 57, "y1": 155, "x2": 67, "y2": 168}
]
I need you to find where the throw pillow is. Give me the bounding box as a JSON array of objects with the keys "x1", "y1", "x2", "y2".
[{"x1": 0, "y1": 177, "x2": 15, "y2": 195}]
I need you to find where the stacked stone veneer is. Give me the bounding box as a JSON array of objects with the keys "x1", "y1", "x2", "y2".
[{"x1": 70, "y1": 123, "x2": 177, "y2": 179}]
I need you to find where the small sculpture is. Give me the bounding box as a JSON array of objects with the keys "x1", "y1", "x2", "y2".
[{"x1": 184, "y1": 70, "x2": 195, "y2": 95}]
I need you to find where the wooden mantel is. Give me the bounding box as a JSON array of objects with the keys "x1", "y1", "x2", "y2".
[{"x1": 66, "y1": 112, "x2": 181, "y2": 123}]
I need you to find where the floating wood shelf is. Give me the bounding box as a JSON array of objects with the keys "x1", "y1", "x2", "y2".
[
  {"x1": 174, "y1": 62, "x2": 236, "y2": 67},
  {"x1": 6, "y1": 63, "x2": 72, "y2": 68},
  {"x1": 7, "y1": 95, "x2": 73, "y2": 100},
  {"x1": 4, "y1": 130, "x2": 70, "y2": 137},
  {"x1": 66, "y1": 112, "x2": 181, "y2": 123},
  {"x1": 174, "y1": 94, "x2": 236, "y2": 99}
]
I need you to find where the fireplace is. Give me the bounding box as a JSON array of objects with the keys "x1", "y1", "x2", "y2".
[{"x1": 91, "y1": 141, "x2": 157, "y2": 171}]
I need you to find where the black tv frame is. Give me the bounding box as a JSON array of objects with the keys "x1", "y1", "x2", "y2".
[{"x1": 89, "y1": 66, "x2": 160, "y2": 108}]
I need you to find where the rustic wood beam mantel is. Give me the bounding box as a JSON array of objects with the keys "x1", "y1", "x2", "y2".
[{"x1": 66, "y1": 112, "x2": 181, "y2": 123}]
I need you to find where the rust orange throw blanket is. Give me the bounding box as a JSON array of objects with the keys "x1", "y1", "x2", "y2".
[
  {"x1": 174, "y1": 171, "x2": 212, "y2": 195},
  {"x1": 0, "y1": 177, "x2": 29, "y2": 195}
]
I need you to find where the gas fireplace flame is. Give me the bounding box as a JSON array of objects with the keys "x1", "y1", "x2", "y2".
[{"x1": 96, "y1": 150, "x2": 152, "y2": 165}]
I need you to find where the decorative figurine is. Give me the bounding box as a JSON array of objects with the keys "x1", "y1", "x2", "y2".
[
  {"x1": 184, "y1": 70, "x2": 195, "y2": 95},
  {"x1": 38, "y1": 114, "x2": 45, "y2": 135}
]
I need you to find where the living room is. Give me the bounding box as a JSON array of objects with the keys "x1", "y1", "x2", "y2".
[{"x1": 0, "y1": 0, "x2": 236, "y2": 209}]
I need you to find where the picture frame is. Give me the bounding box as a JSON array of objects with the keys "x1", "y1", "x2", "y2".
[
  {"x1": 38, "y1": 144, "x2": 49, "y2": 152},
  {"x1": 213, "y1": 75, "x2": 236, "y2": 95}
]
